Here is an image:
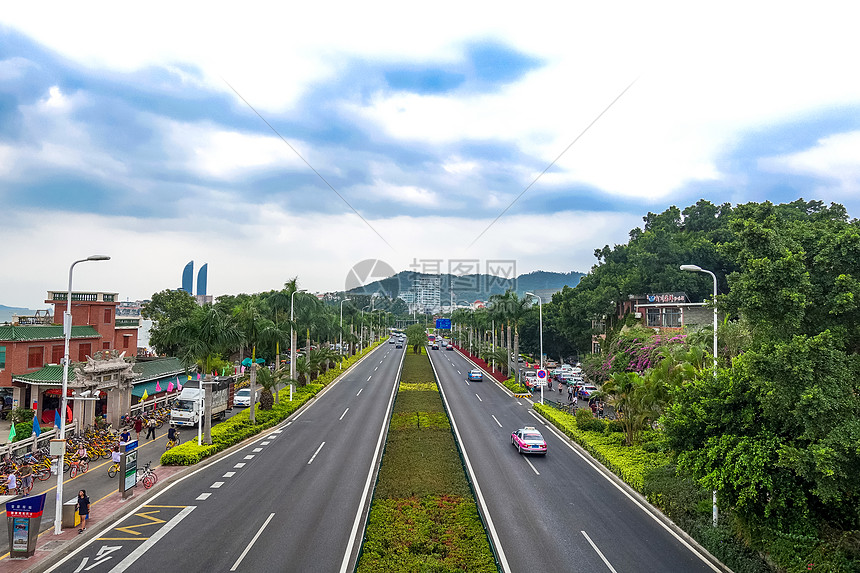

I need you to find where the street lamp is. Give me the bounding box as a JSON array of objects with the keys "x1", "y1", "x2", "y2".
[
  {"x1": 55, "y1": 254, "x2": 110, "y2": 535},
  {"x1": 681, "y1": 263, "x2": 718, "y2": 527},
  {"x1": 526, "y1": 292, "x2": 544, "y2": 405},
  {"x1": 340, "y1": 298, "x2": 351, "y2": 369},
  {"x1": 290, "y1": 289, "x2": 307, "y2": 401}
]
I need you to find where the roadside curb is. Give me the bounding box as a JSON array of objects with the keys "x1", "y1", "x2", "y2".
[{"x1": 530, "y1": 407, "x2": 734, "y2": 573}]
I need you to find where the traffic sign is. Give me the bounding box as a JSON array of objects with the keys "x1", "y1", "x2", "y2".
[
  {"x1": 435, "y1": 318, "x2": 451, "y2": 330},
  {"x1": 536, "y1": 369, "x2": 547, "y2": 379}
]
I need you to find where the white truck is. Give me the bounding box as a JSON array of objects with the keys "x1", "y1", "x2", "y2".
[{"x1": 170, "y1": 376, "x2": 235, "y2": 427}]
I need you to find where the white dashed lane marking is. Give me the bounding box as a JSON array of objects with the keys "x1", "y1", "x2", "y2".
[
  {"x1": 196, "y1": 492, "x2": 212, "y2": 500},
  {"x1": 476, "y1": 394, "x2": 483, "y2": 402},
  {"x1": 356, "y1": 388, "x2": 363, "y2": 396},
  {"x1": 212, "y1": 481, "x2": 224, "y2": 488},
  {"x1": 491, "y1": 415, "x2": 503, "y2": 428},
  {"x1": 253, "y1": 448, "x2": 263, "y2": 452},
  {"x1": 234, "y1": 463, "x2": 246, "y2": 468},
  {"x1": 308, "y1": 442, "x2": 326, "y2": 465},
  {"x1": 223, "y1": 472, "x2": 236, "y2": 478},
  {"x1": 244, "y1": 455, "x2": 255, "y2": 460}
]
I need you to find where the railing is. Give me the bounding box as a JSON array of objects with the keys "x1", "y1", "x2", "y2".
[
  {"x1": 129, "y1": 390, "x2": 182, "y2": 416},
  {"x1": 0, "y1": 421, "x2": 79, "y2": 458}
]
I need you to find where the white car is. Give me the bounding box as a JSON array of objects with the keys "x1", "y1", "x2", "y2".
[{"x1": 234, "y1": 388, "x2": 256, "y2": 407}]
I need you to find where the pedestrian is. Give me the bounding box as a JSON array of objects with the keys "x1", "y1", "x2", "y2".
[
  {"x1": 590, "y1": 401, "x2": 598, "y2": 415},
  {"x1": 4, "y1": 472, "x2": 17, "y2": 494},
  {"x1": 76, "y1": 489, "x2": 90, "y2": 533},
  {"x1": 558, "y1": 382, "x2": 563, "y2": 396},
  {"x1": 120, "y1": 428, "x2": 131, "y2": 444},
  {"x1": 145, "y1": 417, "x2": 157, "y2": 440},
  {"x1": 134, "y1": 416, "x2": 143, "y2": 441},
  {"x1": 567, "y1": 385, "x2": 573, "y2": 402}
]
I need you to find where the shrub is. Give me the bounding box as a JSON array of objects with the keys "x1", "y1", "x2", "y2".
[{"x1": 500, "y1": 376, "x2": 528, "y2": 394}]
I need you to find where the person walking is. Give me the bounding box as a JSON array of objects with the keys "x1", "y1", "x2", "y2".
[
  {"x1": 4, "y1": 472, "x2": 17, "y2": 495},
  {"x1": 76, "y1": 489, "x2": 90, "y2": 533},
  {"x1": 145, "y1": 417, "x2": 157, "y2": 441},
  {"x1": 558, "y1": 382, "x2": 563, "y2": 397},
  {"x1": 133, "y1": 416, "x2": 143, "y2": 441},
  {"x1": 567, "y1": 385, "x2": 573, "y2": 403}
]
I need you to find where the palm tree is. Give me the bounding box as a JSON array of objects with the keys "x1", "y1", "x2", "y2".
[
  {"x1": 254, "y1": 367, "x2": 291, "y2": 410},
  {"x1": 234, "y1": 298, "x2": 277, "y2": 424}
]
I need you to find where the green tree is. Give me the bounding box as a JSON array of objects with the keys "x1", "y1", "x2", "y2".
[
  {"x1": 143, "y1": 289, "x2": 199, "y2": 355},
  {"x1": 406, "y1": 323, "x2": 426, "y2": 353}
]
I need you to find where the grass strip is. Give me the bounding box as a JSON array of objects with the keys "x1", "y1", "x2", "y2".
[{"x1": 357, "y1": 351, "x2": 496, "y2": 572}]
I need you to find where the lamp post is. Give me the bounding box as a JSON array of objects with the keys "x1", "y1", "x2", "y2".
[
  {"x1": 680, "y1": 263, "x2": 719, "y2": 527},
  {"x1": 361, "y1": 305, "x2": 370, "y2": 351},
  {"x1": 290, "y1": 289, "x2": 307, "y2": 401},
  {"x1": 55, "y1": 254, "x2": 110, "y2": 535},
  {"x1": 526, "y1": 292, "x2": 544, "y2": 404},
  {"x1": 340, "y1": 298, "x2": 351, "y2": 369}
]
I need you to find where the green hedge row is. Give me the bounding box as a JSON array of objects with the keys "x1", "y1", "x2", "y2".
[
  {"x1": 160, "y1": 341, "x2": 382, "y2": 466},
  {"x1": 534, "y1": 403, "x2": 669, "y2": 492},
  {"x1": 500, "y1": 376, "x2": 528, "y2": 394}
]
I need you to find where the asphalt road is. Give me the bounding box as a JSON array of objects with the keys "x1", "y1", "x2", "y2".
[
  {"x1": 47, "y1": 341, "x2": 405, "y2": 573},
  {"x1": 429, "y1": 347, "x2": 721, "y2": 573}
]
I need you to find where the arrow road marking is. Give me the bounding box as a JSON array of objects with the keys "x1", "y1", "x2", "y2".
[{"x1": 108, "y1": 506, "x2": 195, "y2": 572}]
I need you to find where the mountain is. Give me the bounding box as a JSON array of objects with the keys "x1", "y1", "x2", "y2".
[
  {"x1": 0, "y1": 304, "x2": 42, "y2": 323},
  {"x1": 346, "y1": 269, "x2": 584, "y2": 303}
]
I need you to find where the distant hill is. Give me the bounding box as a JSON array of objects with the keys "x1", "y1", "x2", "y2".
[
  {"x1": 346, "y1": 269, "x2": 584, "y2": 302},
  {"x1": 0, "y1": 304, "x2": 43, "y2": 323}
]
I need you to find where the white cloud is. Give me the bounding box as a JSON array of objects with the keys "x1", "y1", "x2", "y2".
[
  {"x1": 759, "y1": 131, "x2": 860, "y2": 194},
  {"x1": 161, "y1": 120, "x2": 305, "y2": 179}
]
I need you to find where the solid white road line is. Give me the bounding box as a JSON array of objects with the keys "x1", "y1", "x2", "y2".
[
  {"x1": 223, "y1": 472, "x2": 236, "y2": 478},
  {"x1": 539, "y1": 419, "x2": 722, "y2": 572},
  {"x1": 524, "y1": 457, "x2": 540, "y2": 475},
  {"x1": 211, "y1": 481, "x2": 224, "y2": 488},
  {"x1": 428, "y1": 352, "x2": 512, "y2": 572},
  {"x1": 340, "y1": 408, "x2": 349, "y2": 420},
  {"x1": 339, "y1": 344, "x2": 405, "y2": 573},
  {"x1": 196, "y1": 492, "x2": 211, "y2": 500},
  {"x1": 491, "y1": 415, "x2": 503, "y2": 428},
  {"x1": 581, "y1": 530, "x2": 619, "y2": 573},
  {"x1": 230, "y1": 513, "x2": 276, "y2": 571},
  {"x1": 107, "y1": 506, "x2": 196, "y2": 573},
  {"x1": 308, "y1": 442, "x2": 326, "y2": 464},
  {"x1": 356, "y1": 388, "x2": 363, "y2": 396},
  {"x1": 475, "y1": 394, "x2": 483, "y2": 402}
]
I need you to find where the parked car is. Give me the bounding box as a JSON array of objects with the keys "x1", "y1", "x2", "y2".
[
  {"x1": 234, "y1": 388, "x2": 257, "y2": 407},
  {"x1": 468, "y1": 369, "x2": 483, "y2": 381},
  {"x1": 578, "y1": 384, "x2": 599, "y2": 399},
  {"x1": 511, "y1": 426, "x2": 547, "y2": 455}
]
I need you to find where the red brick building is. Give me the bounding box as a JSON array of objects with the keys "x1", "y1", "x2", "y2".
[{"x1": 0, "y1": 291, "x2": 139, "y2": 411}]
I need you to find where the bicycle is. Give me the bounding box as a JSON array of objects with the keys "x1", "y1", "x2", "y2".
[
  {"x1": 69, "y1": 458, "x2": 89, "y2": 478},
  {"x1": 138, "y1": 461, "x2": 157, "y2": 489},
  {"x1": 165, "y1": 432, "x2": 181, "y2": 450},
  {"x1": 108, "y1": 462, "x2": 121, "y2": 478}
]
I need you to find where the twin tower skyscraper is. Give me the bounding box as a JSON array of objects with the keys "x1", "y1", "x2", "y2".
[{"x1": 180, "y1": 261, "x2": 208, "y2": 297}]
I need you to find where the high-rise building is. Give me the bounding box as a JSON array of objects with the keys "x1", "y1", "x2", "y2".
[
  {"x1": 413, "y1": 275, "x2": 441, "y2": 314},
  {"x1": 197, "y1": 263, "x2": 208, "y2": 297},
  {"x1": 181, "y1": 261, "x2": 194, "y2": 293}
]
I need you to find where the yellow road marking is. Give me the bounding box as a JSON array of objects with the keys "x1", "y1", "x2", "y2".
[
  {"x1": 97, "y1": 537, "x2": 151, "y2": 541},
  {"x1": 114, "y1": 510, "x2": 165, "y2": 535}
]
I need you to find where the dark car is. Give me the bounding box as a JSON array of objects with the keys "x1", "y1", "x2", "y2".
[
  {"x1": 396, "y1": 342, "x2": 403, "y2": 349},
  {"x1": 431, "y1": 343, "x2": 439, "y2": 350}
]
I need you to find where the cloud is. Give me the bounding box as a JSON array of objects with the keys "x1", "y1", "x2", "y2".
[{"x1": 759, "y1": 131, "x2": 860, "y2": 195}]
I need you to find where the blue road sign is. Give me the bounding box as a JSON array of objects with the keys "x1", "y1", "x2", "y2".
[{"x1": 435, "y1": 318, "x2": 451, "y2": 329}]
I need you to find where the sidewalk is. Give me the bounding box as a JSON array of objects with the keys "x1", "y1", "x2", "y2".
[{"x1": 2, "y1": 463, "x2": 187, "y2": 573}]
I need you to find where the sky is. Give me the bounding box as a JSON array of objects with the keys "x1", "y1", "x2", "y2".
[{"x1": 3, "y1": 1, "x2": 860, "y2": 310}]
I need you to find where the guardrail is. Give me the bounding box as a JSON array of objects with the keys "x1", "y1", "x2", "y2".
[
  {"x1": 0, "y1": 421, "x2": 80, "y2": 458},
  {"x1": 128, "y1": 391, "x2": 181, "y2": 416}
]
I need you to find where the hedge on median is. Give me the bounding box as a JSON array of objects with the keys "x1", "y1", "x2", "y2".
[{"x1": 161, "y1": 341, "x2": 382, "y2": 466}]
